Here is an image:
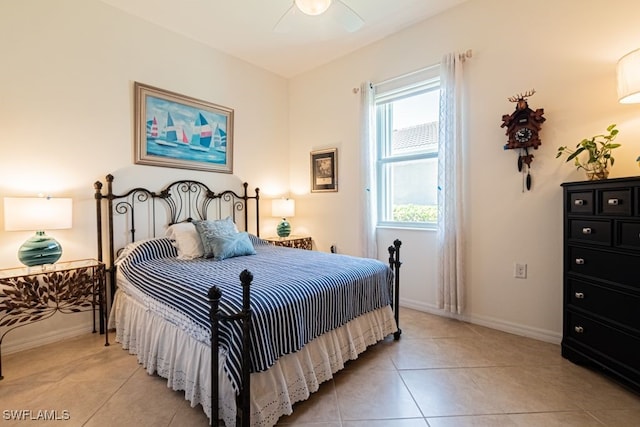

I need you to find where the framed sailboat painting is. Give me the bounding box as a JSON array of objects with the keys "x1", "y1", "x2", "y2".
[{"x1": 134, "y1": 82, "x2": 234, "y2": 173}]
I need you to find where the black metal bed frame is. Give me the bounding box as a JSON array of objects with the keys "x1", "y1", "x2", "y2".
[{"x1": 94, "y1": 174, "x2": 402, "y2": 427}]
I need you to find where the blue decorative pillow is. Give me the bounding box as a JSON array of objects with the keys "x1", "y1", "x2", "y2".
[
  {"x1": 208, "y1": 231, "x2": 256, "y2": 261},
  {"x1": 193, "y1": 217, "x2": 238, "y2": 258}
]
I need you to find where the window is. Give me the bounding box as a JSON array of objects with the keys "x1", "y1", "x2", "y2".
[{"x1": 375, "y1": 67, "x2": 440, "y2": 228}]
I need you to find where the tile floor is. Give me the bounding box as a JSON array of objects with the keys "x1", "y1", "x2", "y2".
[{"x1": 2, "y1": 308, "x2": 640, "y2": 426}]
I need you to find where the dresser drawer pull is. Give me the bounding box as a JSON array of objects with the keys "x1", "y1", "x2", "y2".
[
  {"x1": 581, "y1": 227, "x2": 592, "y2": 235},
  {"x1": 574, "y1": 199, "x2": 584, "y2": 206},
  {"x1": 574, "y1": 292, "x2": 585, "y2": 299},
  {"x1": 608, "y1": 198, "x2": 619, "y2": 206},
  {"x1": 575, "y1": 258, "x2": 585, "y2": 265},
  {"x1": 574, "y1": 326, "x2": 584, "y2": 333}
]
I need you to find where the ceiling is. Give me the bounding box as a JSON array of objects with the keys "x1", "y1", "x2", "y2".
[{"x1": 99, "y1": 0, "x2": 468, "y2": 78}]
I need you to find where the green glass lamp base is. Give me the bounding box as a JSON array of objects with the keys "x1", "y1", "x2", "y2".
[
  {"x1": 277, "y1": 219, "x2": 291, "y2": 238},
  {"x1": 18, "y1": 231, "x2": 63, "y2": 267}
]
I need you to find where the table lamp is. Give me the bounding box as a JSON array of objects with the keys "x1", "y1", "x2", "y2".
[
  {"x1": 617, "y1": 48, "x2": 640, "y2": 166},
  {"x1": 617, "y1": 48, "x2": 640, "y2": 104},
  {"x1": 271, "y1": 198, "x2": 295, "y2": 238},
  {"x1": 3, "y1": 196, "x2": 73, "y2": 267}
]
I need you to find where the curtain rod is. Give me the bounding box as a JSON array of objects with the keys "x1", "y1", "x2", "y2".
[
  {"x1": 458, "y1": 49, "x2": 473, "y2": 62},
  {"x1": 353, "y1": 49, "x2": 473, "y2": 93}
]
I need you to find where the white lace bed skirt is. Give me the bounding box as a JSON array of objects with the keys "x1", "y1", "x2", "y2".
[{"x1": 109, "y1": 287, "x2": 397, "y2": 426}]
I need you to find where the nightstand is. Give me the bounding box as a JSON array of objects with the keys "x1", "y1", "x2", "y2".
[
  {"x1": 264, "y1": 235, "x2": 312, "y2": 250},
  {"x1": 0, "y1": 259, "x2": 108, "y2": 380}
]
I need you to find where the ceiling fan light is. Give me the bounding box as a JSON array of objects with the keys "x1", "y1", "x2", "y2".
[{"x1": 295, "y1": 0, "x2": 332, "y2": 16}]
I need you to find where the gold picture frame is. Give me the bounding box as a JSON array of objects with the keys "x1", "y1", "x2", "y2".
[
  {"x1": 310, "y1": 148, "x2": 338, "y2": 192},
  {"x1": 134, "y1": 82, "x2": 234, "y2": 173}
]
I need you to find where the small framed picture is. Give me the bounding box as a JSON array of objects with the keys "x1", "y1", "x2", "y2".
[
  {"x1": 310, "y1": 148, "x2": 338, "y2": 193},
  {"x1": 134, "y1": 82, "x2": 234, "y2": 173}
]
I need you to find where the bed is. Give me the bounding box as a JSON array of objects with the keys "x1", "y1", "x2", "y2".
[{"x1": 94, "y1": 174, "x2": 402, "y2": 426}]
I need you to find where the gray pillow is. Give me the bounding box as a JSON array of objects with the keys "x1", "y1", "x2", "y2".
[{"x1": 193, "y1": 217, "x2": 238, "y2": 258}]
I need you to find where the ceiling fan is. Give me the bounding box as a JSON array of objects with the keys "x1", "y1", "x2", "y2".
[{"x1": 274, "y1": 0, "x2": 365, "y2": 33}]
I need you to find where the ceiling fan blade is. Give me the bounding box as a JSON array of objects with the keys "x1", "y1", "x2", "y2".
[
  {"x1": 273, "y1": 4, "x2": 298, "y2": 33},
  {"x1": 329, "y1": 0, "x2": 364, "y2": 32}
]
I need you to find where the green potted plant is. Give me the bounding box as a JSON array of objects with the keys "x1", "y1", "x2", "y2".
[{"x1": 556, "y1": 124, "x2": 620, "y2": 180}]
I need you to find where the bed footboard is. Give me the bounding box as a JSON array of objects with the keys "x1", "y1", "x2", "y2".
[{"x1": 209, "y1": 240, "x2": 403, "y2": 426}]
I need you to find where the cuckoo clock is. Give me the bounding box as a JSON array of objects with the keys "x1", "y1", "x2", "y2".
[{"x1": 501, "y1": 89, "x2": 545, "y2": 191}]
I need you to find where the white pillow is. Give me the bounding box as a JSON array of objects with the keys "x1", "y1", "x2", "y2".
[{"x1": 165, "y1": 222, "x2": 204, "y2": 260}]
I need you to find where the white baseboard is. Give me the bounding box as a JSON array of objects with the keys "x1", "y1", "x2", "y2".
[
  {"x1": 2, "y1": 322, "x2": 95, "y2": 355},
  {"x1": 399, "y1": 297, "x2": 561, "y2": 345}
]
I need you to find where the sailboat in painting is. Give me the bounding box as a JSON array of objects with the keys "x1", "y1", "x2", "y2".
[
  {"x1": 213, "y1": 126, "x2": 227, "y2": 153},
  {"x1": 156, "y1": 112, "x2": 179, "y2": 147},
  {"x1": 190, "y1": 112, "x2": 213, "y2": 152},
  {"x1": 146, "y1": 116, "x2": 159, "y2": 140}
]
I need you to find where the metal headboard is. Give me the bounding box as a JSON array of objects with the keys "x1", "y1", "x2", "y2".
[{"x1": 93, "y1": 174, "x2": 260, "y2": 300}]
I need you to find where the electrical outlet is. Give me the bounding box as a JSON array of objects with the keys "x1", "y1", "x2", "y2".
[{"x1": 514, "y1": 263, "x2": 527, "y2": 279}]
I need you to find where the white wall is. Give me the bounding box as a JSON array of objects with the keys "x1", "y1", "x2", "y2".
[
  {"x1": 0, "y1": 0, "x2": 289, "y2": 353},
  {"x1": 3, "y1": 0, "x2": 640, "y2": 355},
  {"x1": 289, "y1": 0, "x2": 640, "y2": 342}
]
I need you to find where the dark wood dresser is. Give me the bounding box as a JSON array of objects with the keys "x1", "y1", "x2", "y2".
[{"x1": 561, "y1": 176, "x2": 640, "y2": 392}]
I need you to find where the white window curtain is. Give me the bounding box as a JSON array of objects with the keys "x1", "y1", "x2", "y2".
[
  {"x1": 437, "y1": 52, "x2": 466, "y2": 314},
  {"x1": 359, "y1": 82, "x2": 377, "y2": 259}
]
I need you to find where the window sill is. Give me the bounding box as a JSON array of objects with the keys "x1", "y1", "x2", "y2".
[{"x1": 376, "y1": 224, "x2": 436, "y2": 232}]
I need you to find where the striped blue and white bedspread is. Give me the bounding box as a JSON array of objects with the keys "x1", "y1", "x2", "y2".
[{"x1": 116, "y1": 236, "x2": 395, "y2": 392}]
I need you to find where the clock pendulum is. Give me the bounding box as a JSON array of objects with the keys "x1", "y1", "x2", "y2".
[{"x1": 518, "y1": 147, "x2": 533, "y2": 191}]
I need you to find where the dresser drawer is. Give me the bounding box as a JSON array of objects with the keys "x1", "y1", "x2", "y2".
[
  {"x1": 566, "y1": 312, "x2": 640, "y2": 372},
  {"x1": 567, "y1": 246, "x2": 639, "y2": 288},
  {"x1": 616, "y1": 221, "x2": 640, "y2": 250},
  {"x1": 599, "y1": 189, "x2": 633, "y2": 216},
  {"x1": 569, "y1": 219, "x2": 611, "y2": 245},
  {"x1": 568, "y1": 191, "x2": 594, "y2": 214},
  {"x1": 568, "y1": 279, "x2": 640, "y2": 329}
]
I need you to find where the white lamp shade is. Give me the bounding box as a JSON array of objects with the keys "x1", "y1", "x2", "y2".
[
  {"x1": 295, "y1": 0, "x2": 332, "y2": 16},
  {"x1": 272, "y1": 198, "x2": 295, "y2": 218},
  {"x1": 4, "y1": 197, "x2": 73, "y2": 231},
  {"x1": 617, "y1": 48, "x2": 640, "y2": 104}
]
